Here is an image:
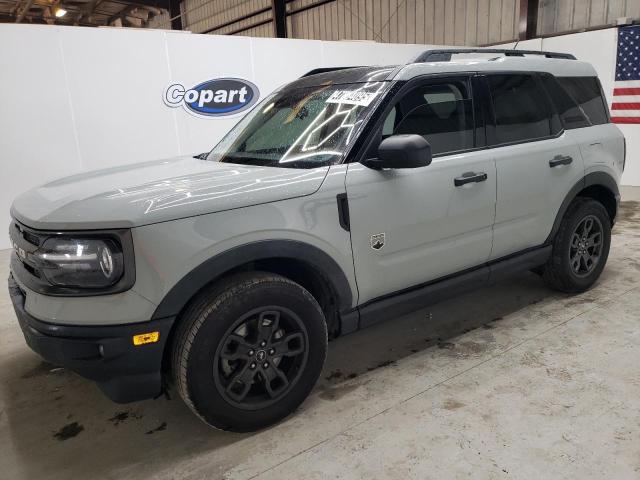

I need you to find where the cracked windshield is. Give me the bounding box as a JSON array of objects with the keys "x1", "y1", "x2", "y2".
[{"x1": 208, "y1": 82, "x2": 389, "y2": 168}]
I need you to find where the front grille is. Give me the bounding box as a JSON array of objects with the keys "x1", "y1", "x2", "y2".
[
  {"x1": 23, "y1": 230, "x2": 41, "y2": 247},
  {"x1": 9, "y1": 221, "x2": 45, "y2": 282},
  {"x1": 12, "y1": 221, "x2": 42, "y2": 248}
]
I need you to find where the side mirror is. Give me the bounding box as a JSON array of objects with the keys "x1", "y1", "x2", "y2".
[{"x1": 363, "y1": 134, "x2": 432, "y2": 170}]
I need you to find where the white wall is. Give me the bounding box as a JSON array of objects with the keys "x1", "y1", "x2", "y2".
[
  {"x1": 500, "y1": 27, "x2": 639, "y2": 187},
  {"x1": 0, "y1": 24, "x2": 434, "y2": 249},
  {"x1": 1, "y1": 25, "x2": 636, "y2": 251}
]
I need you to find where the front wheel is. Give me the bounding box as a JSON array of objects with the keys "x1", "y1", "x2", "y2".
[
  {"x1": 542, "y1": 197, "x2": 611, "y2": 293},
  {"x1": 172, "y1": 272, "x2": 327, "y2": 432}
]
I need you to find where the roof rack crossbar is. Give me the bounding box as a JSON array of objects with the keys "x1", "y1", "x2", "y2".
[{"x1": 415, "y1": 49, "x2": 576, "y2": 62}]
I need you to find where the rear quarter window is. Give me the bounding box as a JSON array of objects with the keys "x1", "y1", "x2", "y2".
[
  {"x1": 540, "y1": 74, "x2": 590, "y2": 129},
  {"x1": 556, "y1": 76, "x2": 610, "y2": 126}
]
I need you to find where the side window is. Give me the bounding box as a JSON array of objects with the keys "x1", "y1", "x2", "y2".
[
  {"x1": 487, "y1": 74, "x2": 555, "y2": 144},
  {"x1": 382, "y1": 107, "x2": 397, "y2": 137},
  {"x1": 382, "y1": 79, "x2": 474, "y2": 155},
  {"x1": 557, "y1": 76, "x2": 609, "y2": 125},
  {"x1": 540, "y1": 74, "x2": 590, "y2": 129}
]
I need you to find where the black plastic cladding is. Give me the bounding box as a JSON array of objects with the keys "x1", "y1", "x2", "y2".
[{"x1": 151, "y1": 240, "x2": 354, "y2": 320}]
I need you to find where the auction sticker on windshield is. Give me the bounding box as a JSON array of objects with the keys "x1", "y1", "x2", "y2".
[{"x1": 325, "y1": 90, "x2": 379, "y2": 107}]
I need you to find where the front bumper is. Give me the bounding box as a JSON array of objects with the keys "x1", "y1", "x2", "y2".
[{"x1": 8, "y1": 275, "x2": 174, "y2": 403}]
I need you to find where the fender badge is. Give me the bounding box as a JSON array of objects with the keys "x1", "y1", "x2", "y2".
[{"x1": 370, "y1": 233, "x2": 386, "y2": 250}]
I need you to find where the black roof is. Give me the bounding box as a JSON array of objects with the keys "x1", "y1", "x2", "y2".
[
  {"x1": 286, "y1": 47, "x2": 577, "y2": 90},
  {"x1": 285, "y1": 66, "x2": 397, "y2": 89}
]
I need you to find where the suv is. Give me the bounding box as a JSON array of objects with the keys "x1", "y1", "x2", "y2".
[{"x1": 8, "y1": 49, "x2": 623, "y2": 432}]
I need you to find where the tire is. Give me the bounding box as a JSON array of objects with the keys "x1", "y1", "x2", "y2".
[
  {"x1": 172, "y1": 272, "x2": 327, "y2": 432},
  {"x1": 542, "y1": 197, "x2": 611, "y2": 293}
]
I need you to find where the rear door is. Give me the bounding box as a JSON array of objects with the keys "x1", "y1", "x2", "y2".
[{"x1": 485, "y1": 73, "x2": 585, "y2": 260}]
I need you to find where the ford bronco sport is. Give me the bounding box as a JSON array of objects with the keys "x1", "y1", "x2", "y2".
[{"x1": 9, "y1": 49, "x2": 624, "y2": 432}]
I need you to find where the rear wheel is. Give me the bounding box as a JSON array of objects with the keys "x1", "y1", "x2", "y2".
[
  {"x1": 172, "y1": 272, "x2": 327, "y2": 432},
  {"x1": 542, "y1": 198, "x2": 611, "y2": 293}
]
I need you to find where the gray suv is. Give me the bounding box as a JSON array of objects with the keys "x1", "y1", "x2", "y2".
[{"x1": 8, "y1": 49, "x2": 624, "y2": 432}]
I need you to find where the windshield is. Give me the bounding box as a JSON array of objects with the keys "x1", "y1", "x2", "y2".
[{"x1": 207, "y1": 81, "x2": 389, "y2": 168}]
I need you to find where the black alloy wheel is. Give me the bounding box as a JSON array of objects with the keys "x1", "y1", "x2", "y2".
[
  {"x1": 542, "y1": 197, "x2": 611, "y2": 293},
  {"x1": 214, "y1": 307, "x2": 308, "y2": 410},
  {"x1": 568, "y1": 214, "x2": 604, "y2": 278},
  {"x1": 172, "y1": 272, "x2": 328, "y2": 432}
]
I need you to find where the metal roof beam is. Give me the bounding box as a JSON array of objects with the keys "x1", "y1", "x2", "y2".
[
  {"x1": 15, "y1": 0, "x2": 34, "y2": 22},
  {"x1": 117, "y1": 0, "x2": 169, "y2": 10},
  {"x1": 271, "y1": 0, "x2": 287, "y2": 38},
  {"x1": 169, "y1": 0, "x2": 181, "y2": 30},
  {"x1": 518, "y1": 0, "x2": 539, "y2": 40},
  {"x1": 76, "y1": 0, "x2": 101, "y2": 23}
]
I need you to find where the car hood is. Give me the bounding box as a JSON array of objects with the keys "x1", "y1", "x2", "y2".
[{"x1": 11, "y1": 156, "x2": 330, "y2": 230}]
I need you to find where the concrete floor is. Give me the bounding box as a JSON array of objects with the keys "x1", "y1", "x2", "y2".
[{"x1": 1, "y1": 192, "x2": 640, "y2": 480}]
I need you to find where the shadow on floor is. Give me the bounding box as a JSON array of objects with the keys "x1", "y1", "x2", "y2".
[{"x1": 2, "y1": 270, "x2": 559, "y2": 479}]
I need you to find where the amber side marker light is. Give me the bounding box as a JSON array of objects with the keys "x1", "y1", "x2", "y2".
[{"x1": 133, "y1": 332, "x2": 160, "y2": 346}]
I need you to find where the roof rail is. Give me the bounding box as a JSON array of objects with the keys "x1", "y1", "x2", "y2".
[
  {"x1": 301, "y1": 66, "x2": 361, "y2": 77},
  {"x1": 415, "y1": 48, "x2": 576, "y2": 62}
]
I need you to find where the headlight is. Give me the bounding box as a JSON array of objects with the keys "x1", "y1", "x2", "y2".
[
  {"x1": 10, "y1": 221, "x2": 135, "y2": 296},
  {"x1": 36, "y1": 237, "x2": 124, "y2": 288}
]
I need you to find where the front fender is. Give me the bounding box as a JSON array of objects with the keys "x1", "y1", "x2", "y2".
[{"x1": 150, "y1": 239, "x2": 354, "y2": 319}]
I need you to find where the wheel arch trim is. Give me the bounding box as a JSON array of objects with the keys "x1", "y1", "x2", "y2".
[
  {"x1": 545, "y1": 171, "x2": 620, "y2": 245},
  {"x1": 151, "y1": 240, "x2": 354, "y2": 320}
]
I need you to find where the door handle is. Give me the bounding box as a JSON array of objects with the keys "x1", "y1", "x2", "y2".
[
  {"x1": 549, "y1": 155, "x2": 573, "y2": 168},
  {"x1": 454, "y1": 171, "x2": 488, "y2": 187}
]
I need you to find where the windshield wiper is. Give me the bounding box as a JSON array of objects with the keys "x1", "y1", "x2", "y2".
[{"x1": 220, "y1": 154, "x2": 275, "y2": 166}]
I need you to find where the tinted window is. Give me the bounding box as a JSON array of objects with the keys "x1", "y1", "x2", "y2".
[
  {"x1": 383, "y1": 80, "x2": 474, "y2": 155},
  {"x1": 488, "y1": 74, "x2": 554, "y2": 144},
  {"x1": 540, "y1": 74, "x2": 589, "y2": 129},
  {"x1": 557, "y1": 76, "x2": 609, "y2": 125}
]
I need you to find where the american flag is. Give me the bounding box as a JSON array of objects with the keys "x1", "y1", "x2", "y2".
[{"x1": 612, "y1": 25, "x2": 640, "y2": 124}]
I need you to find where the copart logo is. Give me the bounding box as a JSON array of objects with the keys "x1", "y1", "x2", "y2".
[{"x1": 164, "y1": 78, "x2": 259, "y2": 117}]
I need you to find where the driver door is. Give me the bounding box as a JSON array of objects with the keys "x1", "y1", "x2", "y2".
[{"x1": 346, "y1": 75, "x2": 497, "y2": 305}]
